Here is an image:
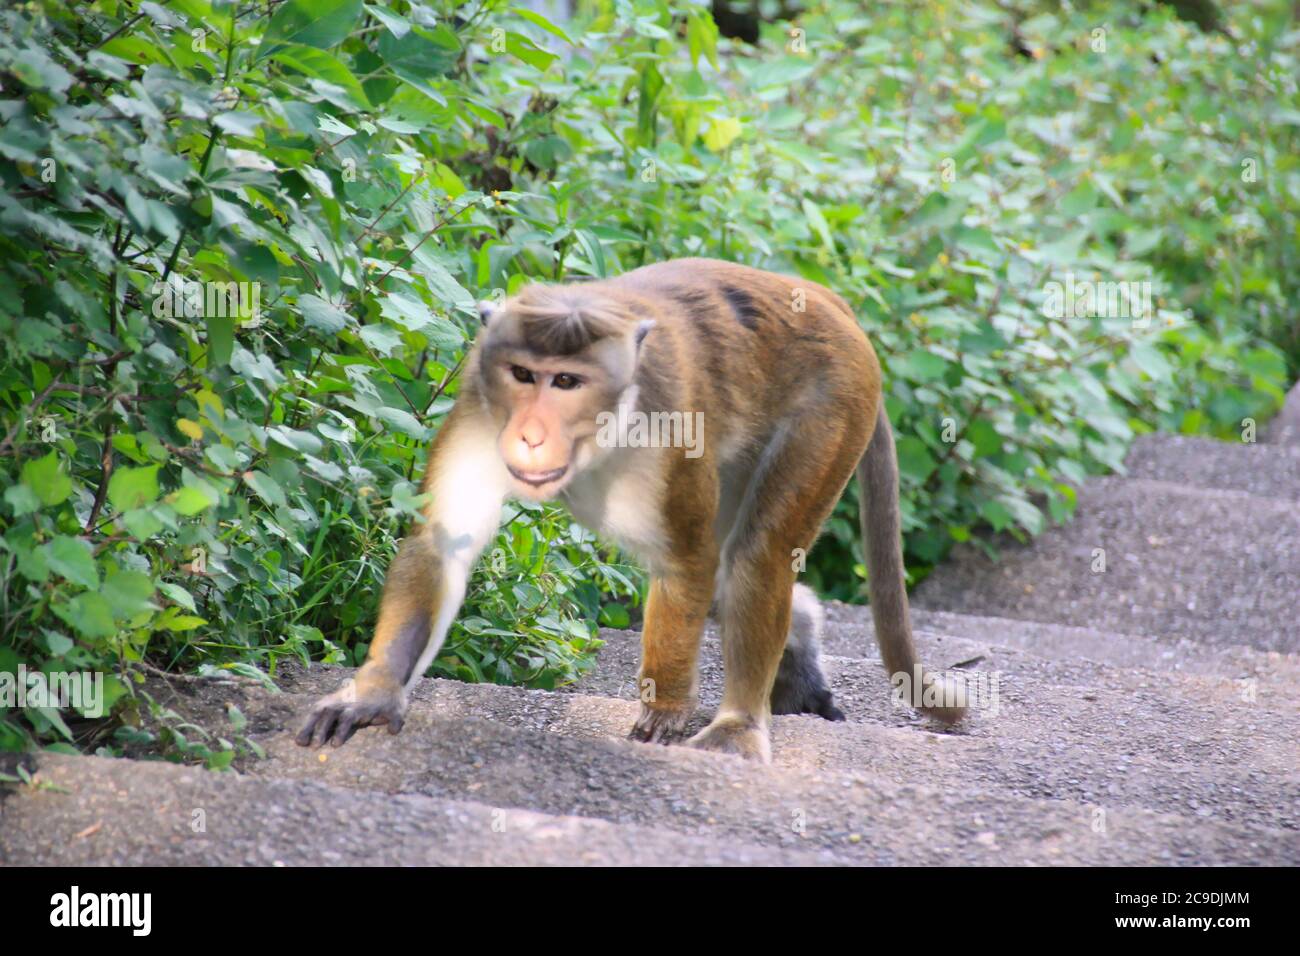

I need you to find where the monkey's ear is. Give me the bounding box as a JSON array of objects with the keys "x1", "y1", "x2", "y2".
[
  {"x1": 477, "y1": 300, "x2": 498, "y2": 326},
  {"x1": 635, "y1": 319, "x2": 655, "y2": 350}
]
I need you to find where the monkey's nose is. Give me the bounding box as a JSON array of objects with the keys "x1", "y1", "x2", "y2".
[{"x1": 520, "y1": 423, "x2": 546, "y2": 449}]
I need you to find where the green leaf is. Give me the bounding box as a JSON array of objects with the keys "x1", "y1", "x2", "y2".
[
  {"x1": 54, "y1": 592, "x2": 116, "y2": 639},
  {"x1": 108, "y1": 465, "x2": 161, "y2": 512},
  {"x1": 45, "y1": 536, "x2": 99, "y2": 589},
  {"x1": 410, "y1": 250, "x2": 476, "y2": 313},
  {"x1": 4, "y1": 484, "x2": 42, "y2": 517},
  {"x1": 895, "y1": 350, "x2": 949, "y2": 382},
  {"x1": 895, "y1": 436, "x2": 937, "y2": 483},
  {"x1": 160, "y1": 613, "x2": 208, "y2": 632},
  {"x1": 703, "y1": 116, "x2": 741, "y2": 152},
  {"x1": 207, "y1": 313, "x2": 235, "y2": 368},
  {"x1": 101, "y1": 570, "x2": 156, "y2": 619},
  {"x1": 801, "y1": 198, "x2": 834, "y2": 251},
  {"x1": 271, "y1": 44, "x2": 372, "y2": 109},
  {"x1": 121, "y1": 508, "x2": 164, "y2": 541},
  {"x1": 207, "y1": 749, "x2": 236, "y2": 770},
  {"x1": 504, "y1": 32, "x2": 558, "y2": 71},
  {"x1": 297, "y1": 297, "x2": 351, "y2": 335},
  {"x1": 365, "y1": 3, "x2": 411, "y2": 38},
  {"x1": 966, "y1": 419, "x2": 1003, "y2": 457},
  {"x1": 513, "y1": 7, "x2": 572, "y2": 43},
  {"x1": 686, "y1": 9, "x2": 719, "y2": 68},
  {"x1": 358, "y1": 324, "x2": 404, "y2": 354},
  {"x1": 374, "y1": 407, "x2": 429, "y2": 440},
  {"x1": 158, "y1": 582, "x2": 198, "y2": 613},
  {"x1": 980, "y1": 499, "x2": 1012, "y2": 532},
  {"x1": 21, "y1": 451, "x2": 72, "y2": 507},
  {"x1": 262, "y1": 0, "x2": 364, "y2": 55},
  {"x1": 166, "y1": 485, "x2": 219, "y2": 516},
  {"x1": 243, "y1": 470, "x2": 287, "y2": 508},
  {"x1": 379, "y1": 292, "x2": 435, "y2": 331},
  {"x1": 598, "y1": 604, "x2": 630, "y2": 628}
]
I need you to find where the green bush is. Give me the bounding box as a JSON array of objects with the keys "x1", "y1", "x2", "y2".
[{"x1": 1, "y1": 0, "x2": 1294, "y2": 753}]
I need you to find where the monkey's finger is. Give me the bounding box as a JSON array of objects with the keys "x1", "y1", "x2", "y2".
[
  {"x1": 294, "y1": 710, "x2": 323, "y2": 747},
  {"x1": 331, "y1": 711, "x2": 359, "y2": 747},
  {"x1": 385, "y1": 710, "x2": 405, "y2": 735},
  {"x1": 311, "y1": 707, "x2": 341, "y2": 748}
]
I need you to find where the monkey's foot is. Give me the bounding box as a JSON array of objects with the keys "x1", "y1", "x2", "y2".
[
  {"x1": 628, "y1": 701, "x2": 694, "y2": 744},
  {"x1": 771, "y1": 684, "x2": 846, "y2": 721},
  {"x1": 687, "y1": 715, "x2": 771, "y2": 764}
]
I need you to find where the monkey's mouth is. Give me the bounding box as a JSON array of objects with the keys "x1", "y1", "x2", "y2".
[{"x1": 507, "y1": 464, "x2": 569, "y2": 489}]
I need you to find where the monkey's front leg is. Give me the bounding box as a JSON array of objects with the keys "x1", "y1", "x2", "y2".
[
  {"x1": 629, "y1": 566, "x2": 716, "y2": 744},
  {"x1": 295, "y1": 535, "x2": 446, "y2": 747},
  {"x1": 296, "y1": 409, "x2": 508, "y2": 747}
]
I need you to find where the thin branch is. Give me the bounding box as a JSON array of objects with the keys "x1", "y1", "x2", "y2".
[
  {"x1": 84, "y1": 422, "x2": 116, "y2": 532},
  {"x1": 358, "y1": 172, "x2": 426, "y2": 239}
]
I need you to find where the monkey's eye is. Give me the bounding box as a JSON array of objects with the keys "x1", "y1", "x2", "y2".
[
  {"x1": 510, "y1": 365, "x2": 535, "y2": 384},
  {"x1": 552, "y1": 373, "x2": 581, "y2": 390}
]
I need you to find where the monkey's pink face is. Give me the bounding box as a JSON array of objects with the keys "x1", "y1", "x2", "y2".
[
  {"x1": 476, "y1": 293, "x2": 645, "y2": 501},
  {"x1": 490, "y1": 356, "x2": 610, "y2": 500}
]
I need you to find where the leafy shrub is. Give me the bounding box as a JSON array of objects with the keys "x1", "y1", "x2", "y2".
[{"x1": 0, "y1": 0, "x2": 1294, "y2": 750}]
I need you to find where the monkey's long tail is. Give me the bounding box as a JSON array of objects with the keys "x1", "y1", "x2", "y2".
[{"x1": 857, "y1": 404, "x2": 967, "y2": 723}]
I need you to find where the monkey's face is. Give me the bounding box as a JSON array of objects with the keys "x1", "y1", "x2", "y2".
[{"x1": 477, "y1": 298, "x2": 642, "y2": 501}]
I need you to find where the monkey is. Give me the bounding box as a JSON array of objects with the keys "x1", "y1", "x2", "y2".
[{"x1": 296, "y1": 258, "x2": 967, "y2": 762}]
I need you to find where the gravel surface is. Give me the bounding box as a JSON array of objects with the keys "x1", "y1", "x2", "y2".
[
  {"x1": 1265, "y1": 381, "x2": 1300, "y2": 445},
  {"x1": 1, "y1": 753, "x2": 830, "y2": 866},
  {"x1": 914, "y1": 477, "x2": 1300, "y2": 653},
  {"x1": 1124, "y1": 434, "x2": 1299, "y2": 501}
]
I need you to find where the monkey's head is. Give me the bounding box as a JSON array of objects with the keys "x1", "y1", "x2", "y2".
[{"x1": 476, "y1": 285, "x2": 653, "y2": 500}]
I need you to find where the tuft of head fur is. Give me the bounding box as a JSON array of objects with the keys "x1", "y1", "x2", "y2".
[{"x1": 510, "y1": 285, "x2": 638, "y2": 356}]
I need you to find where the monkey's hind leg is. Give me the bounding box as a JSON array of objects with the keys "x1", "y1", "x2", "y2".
[
  {"x1": 690, "y1": 416, "x2": 866, "y2": 763},
  {"x1": 769, "y1": 584, "x2": 845, "y2": 721}
]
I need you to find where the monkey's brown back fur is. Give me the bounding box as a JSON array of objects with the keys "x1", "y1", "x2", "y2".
[{"x1": 605, "y1": 258, "x2": 880, "y2": 457}]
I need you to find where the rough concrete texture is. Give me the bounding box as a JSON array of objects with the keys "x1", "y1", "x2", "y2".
[
  {"x1": 1124, "y1": 433, "x2": 1299, "y2": 501},
  {"x1": 893, "y1": 608, "x2": 1300, "y2": 682},
  {"x1": 1264, "y1": 381, "x2": 1300, "y2": 445},
  {"x1": 1, "y1": 752, "x2": 828, "y2": 866},
  {"x1": 3, "y1": 432, "x2": 1298, "y2": 865},
  {"x1": 914, "y1": 476, "x2": 1299, "y2": 653},
  {"x1": 31, "y1": 669, "x2": 1280, "y2": 866}
]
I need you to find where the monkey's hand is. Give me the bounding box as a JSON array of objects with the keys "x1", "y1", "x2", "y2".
[{"x1": 295, "y1": 667, "x2": 408, "y2": 748}]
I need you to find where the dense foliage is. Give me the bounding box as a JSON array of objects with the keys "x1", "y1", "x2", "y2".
[{"x1": 1, "y1": 0, "x2": 1295, "y2": 757}]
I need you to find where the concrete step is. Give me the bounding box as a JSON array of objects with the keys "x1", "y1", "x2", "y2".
[
  {"x1": 0, "y1": 752, "x2": 828, "y2": 866},
  {"x1": 558, "y1": 628, "x2": 1299, "y2": 831},
  {"x1": 1264, "y1": 381, "x2": 1300, "y2": 445},
  {"x1": 840, "y1": 606, "x2": 1300, "y2": 683},
  {"x1": 914, "y1": 477, "x2": 1300, "y2": 653},
  {"x1": 1123, "y1": 433, "x2": 1299, "y2": 500},
  {"x1": 9, "y1": 651, "x2": 1297, "y2": 864},
  {"x1": 570, "y1": 627, "x2": 1300, "y2": 747},
  {"x1": 227, "y1": 675, "x2": 1299, "y2": 864},
  {"x1": 112, "y1": 661, "x2": 1294, "y2": 861}
]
